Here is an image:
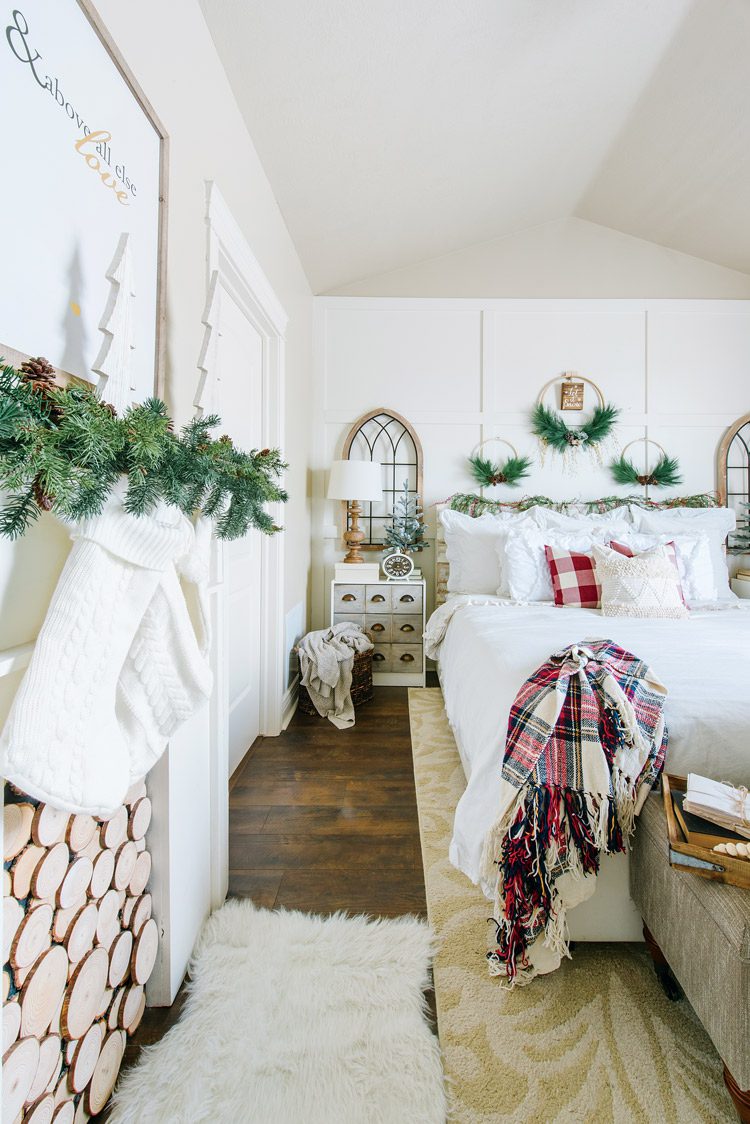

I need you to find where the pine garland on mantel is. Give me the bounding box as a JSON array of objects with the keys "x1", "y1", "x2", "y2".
[{"x1": 0, "y1": 359, "x2": 288, "y2": 540}]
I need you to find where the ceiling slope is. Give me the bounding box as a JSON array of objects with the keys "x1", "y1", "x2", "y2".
[{"x1": 199, "y1": 0, "x2": 750, "y2": 292}]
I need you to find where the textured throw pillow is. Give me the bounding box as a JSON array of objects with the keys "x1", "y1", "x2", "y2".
[
  {"x1": 544, "y1": 545, "x2": 601, "y2": 608},
  {"x1": 609, "y1": 540, "x2": 686, "y2": 604},
  {"x1": 592, "y1": 544, "x2": 688, "y2": 619},
  {"x1": 611, "y1": 532, "x2": 715, "y2": 603}
]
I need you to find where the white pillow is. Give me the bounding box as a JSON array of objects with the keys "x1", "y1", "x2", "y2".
[
  {"x1": 440, "y1": 510, "x2": 536, "y2": 595},
  {"x1": 592, "y1": 544, "x2": 688, "y2": 619},
  {"x1": 532, "y1": 506, "x2": 633, "y2": 532},
  {"x1": 633, "y1": 508, "x2": 735, "y2": 598},
  {"x1": 610, "y1": 531, "x2": 716, "y2": 603},
  {"x1": 503, "y1": 527, "x2": 609, "y2": 602}
]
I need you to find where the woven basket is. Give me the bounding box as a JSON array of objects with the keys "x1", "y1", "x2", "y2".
[{"x1": 297, "y1": 643, "x2": 374, "y2": 717}]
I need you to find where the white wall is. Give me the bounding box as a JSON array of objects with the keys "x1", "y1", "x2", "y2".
[
  {"x1": 328, "y1": 218, "x2": 750, "y2": 299},
  {"x1": 312, "y1": 297, "x2": 750, "y2": 628},
  {"x1": 0, "y1": 0, "x2": 313, "y2": 1003}
]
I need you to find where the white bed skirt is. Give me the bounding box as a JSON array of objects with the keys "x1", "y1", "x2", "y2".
[{"x1": 567, "y1": 853, "x2": 642, "y2": 941}]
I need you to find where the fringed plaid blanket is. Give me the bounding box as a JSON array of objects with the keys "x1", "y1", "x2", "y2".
[{"x1": 480, "y1": 640, "x2": 667, "y2": 986}]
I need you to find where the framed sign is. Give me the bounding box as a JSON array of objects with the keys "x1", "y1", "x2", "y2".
[{"x1": 0, "y1": 0, "x2": 167, "y2": 399}]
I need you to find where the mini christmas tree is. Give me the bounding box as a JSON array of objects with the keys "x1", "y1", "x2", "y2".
[{"x1": 382, "y1": 479, "x2": 428, "y2": 554}]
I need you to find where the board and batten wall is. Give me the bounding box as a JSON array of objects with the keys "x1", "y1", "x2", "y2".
[{"x1": 312, "y1": 297, "x2": 750, "y2": 628}]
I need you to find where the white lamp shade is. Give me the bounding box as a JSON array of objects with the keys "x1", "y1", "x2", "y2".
[{"x1": 327, "y1": 459, "x2": 383, "y2": 501}]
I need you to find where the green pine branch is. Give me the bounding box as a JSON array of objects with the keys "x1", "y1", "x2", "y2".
[{"x1": 0, "y1": 360, "x2": 288, "y2": 541}]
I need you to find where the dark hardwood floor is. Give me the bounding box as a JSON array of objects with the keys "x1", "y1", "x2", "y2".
[
  {"x1": 112, "y1": 684, "x2": 429, "y2": 1111},
  {"x1": 228, "y1": 685, "x2": 426, "y2": 916}
]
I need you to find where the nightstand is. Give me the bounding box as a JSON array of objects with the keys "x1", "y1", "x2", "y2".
[{"x1": 330, "y1": 578, "x2": 426, "y2": 687}]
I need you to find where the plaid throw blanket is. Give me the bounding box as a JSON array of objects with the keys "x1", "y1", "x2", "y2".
[{"x1": 480, "y1": 640, "x2": 667, "y2": 986}]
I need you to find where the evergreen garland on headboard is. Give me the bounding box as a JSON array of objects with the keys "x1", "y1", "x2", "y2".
[{"x1": 445, "y1": 492, "x2": 719, "y2": 517}]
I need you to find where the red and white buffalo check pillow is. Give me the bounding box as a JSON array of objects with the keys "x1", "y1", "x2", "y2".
[{"x1": 544, "y1": 545, "x2": 601, "y2": 608}]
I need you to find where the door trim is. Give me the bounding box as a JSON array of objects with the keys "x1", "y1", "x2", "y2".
[{"x1": 199, "y1": 182, "x2": 288, "y2": 909}]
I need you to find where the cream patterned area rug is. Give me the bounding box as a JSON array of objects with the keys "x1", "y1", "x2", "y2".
[
  {"x1": 408, "y1": 688, "x2": 735, "y2": 1124},
  {"x1": 109, "y1": 900, "x2": 446, "y2": 1124}
]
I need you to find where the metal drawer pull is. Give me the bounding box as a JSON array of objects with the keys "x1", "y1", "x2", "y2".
[
  {"x1": 342, "y1": 593, "x2": 357, "y2": 602},
  {"x1": 399, "y1": 623, "x2": 415, "y2": 632},
  {"x1": 373, "y1": 651, "x2": 386, "y2": 662},
  {"x1": 400, "y1": 652, "x2": 415, "y2": 663},
  {"x1": 371, "y1": 594, "x2": 386, "y2": 603},
  {"x1": 371, "y1": 623, "x2": 385, "y2": 632},
  {"x1": 399, "y1": 594, "x2": 415, "y2": 603}
]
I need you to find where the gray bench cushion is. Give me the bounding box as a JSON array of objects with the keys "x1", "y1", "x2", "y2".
[{"x1": 631, "y1": 793, "x2": 750, "y2": 1087}]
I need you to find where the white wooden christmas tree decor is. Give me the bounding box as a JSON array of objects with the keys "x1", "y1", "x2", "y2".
[
  {"x1": 92, "y1": 232, "x2": 136, "y2": 415},
  {"x1": 193, "y1": 269, "x2": 221, "y2": 418}
]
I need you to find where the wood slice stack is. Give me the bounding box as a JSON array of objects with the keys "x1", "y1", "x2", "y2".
[{"x1": 3, "y1": 780, "x2": 155, "y2": 1121}]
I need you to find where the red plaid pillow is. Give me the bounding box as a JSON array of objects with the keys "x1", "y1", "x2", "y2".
[
  {"x1": 609, "y1": 540, "x2": 686, "y2": 604},
  {"x1": 544, "y1": 545, "x2": 601, "y2": 608}
]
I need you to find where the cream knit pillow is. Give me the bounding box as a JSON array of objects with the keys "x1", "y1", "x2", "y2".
[{"x1": 592, "y1": 544, "x2": 688, "y2": 619}]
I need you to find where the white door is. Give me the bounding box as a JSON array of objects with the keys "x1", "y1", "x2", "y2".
[{"x1": 215, "y1": 284, "x2": 264, "y2": 776}]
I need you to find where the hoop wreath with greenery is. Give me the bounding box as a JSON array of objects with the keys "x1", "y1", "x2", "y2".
[
  {"x1": 468, "y1": 438, "x2": 532, "y2": 489},
  {"x1": 610, "y1": 438, "x2": 682, "y2": 489},
  {"x1": 0, "y1": 358, "x2": 287, "y2": 541},
  {"x1": 531, "y1": 373, "x2": 619, "y2": 469},
  {"x1": 531, "y1": 402, "x2": 619, "y2": 454}
]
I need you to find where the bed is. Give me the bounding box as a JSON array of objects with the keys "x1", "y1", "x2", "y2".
[{"x1": 427, "y1": 501, "x2": 750, "y2": 942}]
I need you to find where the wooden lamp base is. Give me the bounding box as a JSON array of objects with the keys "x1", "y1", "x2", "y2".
[{"x1": 342, "y1": 499, "x2": 366, "y2": 564}]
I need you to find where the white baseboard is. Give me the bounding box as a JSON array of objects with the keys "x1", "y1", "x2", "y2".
[{"x1": 282, "y1": 675, "x2": 300, "y2": 730}]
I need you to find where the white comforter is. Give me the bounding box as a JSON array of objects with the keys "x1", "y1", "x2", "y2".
[{"x1": 425, "y1": 596, "x2": 750, "y2": 898}]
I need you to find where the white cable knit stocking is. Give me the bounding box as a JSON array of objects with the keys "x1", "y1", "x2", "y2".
[{"x1": 0, "y1": 485, "x2": 212, "y2": 815}]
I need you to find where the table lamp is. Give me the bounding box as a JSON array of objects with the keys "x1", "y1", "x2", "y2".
[{"x1": 327, "y1": 459, "x2": 383, "y2": 563}]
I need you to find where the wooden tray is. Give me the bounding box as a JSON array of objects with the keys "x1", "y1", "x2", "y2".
[{"x1": 662, "y1": 774, "x2": 750, "y2": 890}]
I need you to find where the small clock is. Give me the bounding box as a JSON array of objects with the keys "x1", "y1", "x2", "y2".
[{"x1": 382, "y1": 550, "x2": 414, "y2": 581}]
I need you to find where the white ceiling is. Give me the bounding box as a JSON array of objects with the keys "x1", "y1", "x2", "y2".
[{"x1": 198, "y1": 0, "x2": 750, "y2": 293}]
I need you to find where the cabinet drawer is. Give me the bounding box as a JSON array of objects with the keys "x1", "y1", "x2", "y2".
[
  {"x1": 392, "y1": 585, "x2": 423, "y2": 614},
  {"x1": 364, "y1": 615, "x2": 392, "y2": 643},
  {"x1": 392, "y1": 614, "x2": 421, "y2": 640},
  {"x1": 391, "y1": 643, "x2": 423, "y2": 671},
  {"x1": 365, "y1": 585, "x2": 391, "y2": 611},
  {"x1": 333, "y1": 584, "x2": 365, "y2": 612},
  {"x1": 333, "y1": 612, "x2": 364, "y2": 630},
  {"x1": 371, "y1": 645, "x2": 390, "y2": 672}
]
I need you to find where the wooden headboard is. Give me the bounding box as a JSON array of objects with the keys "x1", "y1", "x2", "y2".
[{"x1": 435, "y1": 502, "x2": 449, "y2": 608}]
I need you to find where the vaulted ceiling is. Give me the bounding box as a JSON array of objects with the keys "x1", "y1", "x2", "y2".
[{"x1": 198, "y1": 0, "x2": 750, "y2": 293}]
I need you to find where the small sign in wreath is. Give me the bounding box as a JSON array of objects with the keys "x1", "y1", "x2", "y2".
[
  {"x1": 468, "y1": 439, "x2": 532, "y2": 489},
  {"x1": 531, "y1": 373, "x2": 619, "y2": 470},
  {"x1": 610, "y1": 438, "x2": 682, "y2": 490}
]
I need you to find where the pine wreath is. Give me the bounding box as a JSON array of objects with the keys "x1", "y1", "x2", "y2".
[
  {"x1": 610, "y1": 453, "x2": 682, "y2": 489},
  {"x1": 468, "y1": 452, "x2": 532, "y2": 488},
  {"x1": 0, "y1": 359, "x2": 288, "y2": 540},
  {"x1": 531, "y1": 402, "x2": 619, "y2": 452}
]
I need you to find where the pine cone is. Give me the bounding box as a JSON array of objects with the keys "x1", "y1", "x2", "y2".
[
  {"x1": 32, "y1": 476, "x2": 53, "y2": 511},
  {"x1": 219, "y1": 435, "x2": 233, "y2": 446},
  {"x1": 100, "y1": 401, "x2": 118, "y2": 417},
  {"x1": 20, "y1": 356, "x2": 57, "y2": 386}
]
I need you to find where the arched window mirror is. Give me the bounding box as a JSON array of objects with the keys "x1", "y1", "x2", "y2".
[
  {"x1": 717, "y1": 412, "x2": 750, "y2": 547},
  {"x1": 341, "y1": 409, "x2": 424, "y2": 550}
]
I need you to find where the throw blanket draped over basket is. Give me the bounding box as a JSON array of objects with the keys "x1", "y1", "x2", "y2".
[
  {"x1": 298, "y1": 623, "x2": 373, "y2": 729},
  {"x1": 480, "y1": 640, "x2": 668, "y2": 985}
]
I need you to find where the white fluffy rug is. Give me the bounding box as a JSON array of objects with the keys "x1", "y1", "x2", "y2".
[{"x1": 109, "y1": 900, "x2": 446, "y2": 1124}]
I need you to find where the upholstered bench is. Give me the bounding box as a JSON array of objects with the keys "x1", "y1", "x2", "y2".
[{"x1": 630, "y1": 793, "x2": 750, "y2": 1122}]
